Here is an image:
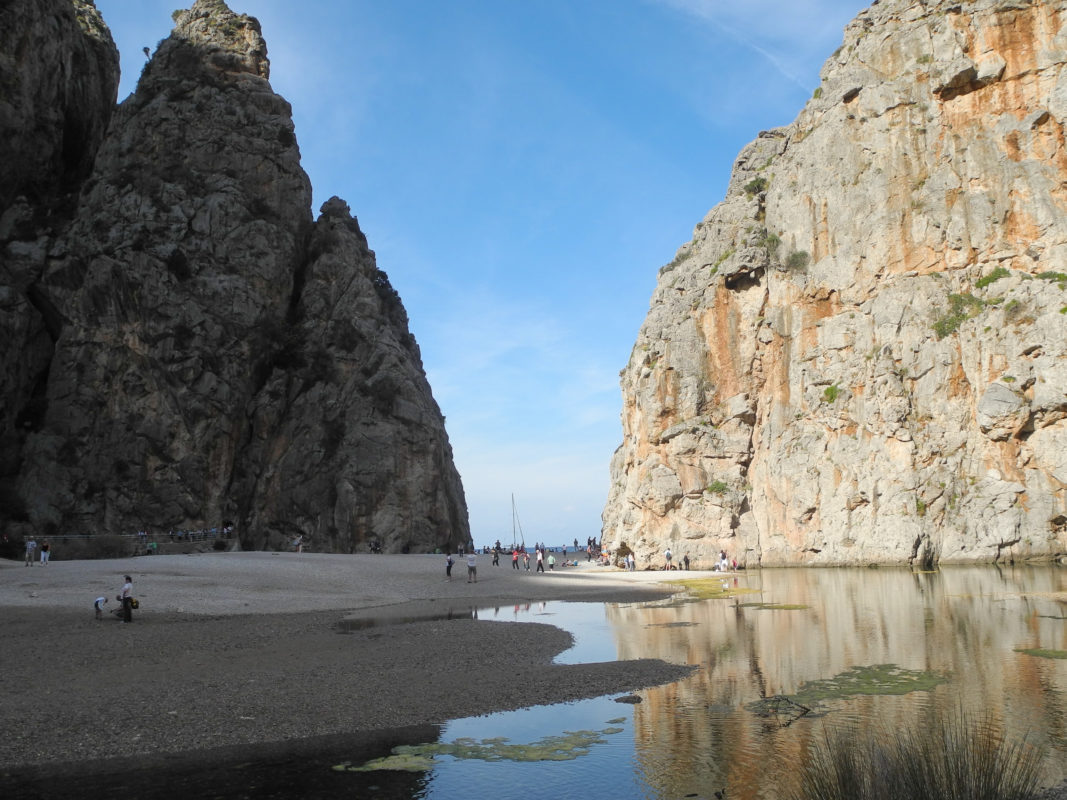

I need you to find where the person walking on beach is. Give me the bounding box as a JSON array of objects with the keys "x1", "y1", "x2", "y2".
[
  {"x1": 94, "y1": 596, "x2": 108, "y2": 620},
  {"x1": 119, "y1": 575, "x2": 133, "y2": 623},
  {"x1": 445, "y1": 552, "x2": 454, "y2": 581},
  {"x1": 24, "y1": 537, "x2": 36, "y2": 566},
  {"x1": 548, "y1": 553, "x2": 555, "y2": 570},
  {"x1": 466, "y1": 550, "x2": 478, "y2": 583},
  {"x1": 536, "y1": 549, "x2": 544, "y2": 573},
  {"x1": 512, "y1": 549, "x2": 520, "y2": 569},
  {"x1": 523, "y1": 551, "x2": 530, "y2": 570},
  {"x1": 40, "y1": 540, "x2": 51, "y2": 565},
  {"x1": 492, "y1": 548, "x2": 500, "y2": 567}
]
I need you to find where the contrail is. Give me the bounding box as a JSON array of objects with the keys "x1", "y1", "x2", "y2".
[{"x1": 656, "y1": 0, "x2": 813, "y2": 94}]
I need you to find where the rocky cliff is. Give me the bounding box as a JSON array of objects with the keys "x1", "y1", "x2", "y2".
[
  {"x1": 604, "y1": 0, "x2": 1067, "y2": 567},
  {"x1": 0, "y1": 0, "x2": 469, "y2": 552}
]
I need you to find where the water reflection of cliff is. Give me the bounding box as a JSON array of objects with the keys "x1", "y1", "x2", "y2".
[{"x1": 606, "y1": 567, "x2": 1067, "y2": 799}]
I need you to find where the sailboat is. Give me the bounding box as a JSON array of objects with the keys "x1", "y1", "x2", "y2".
[{"x1": 510, "y1": 494, "x2": 526, "y2": 550}]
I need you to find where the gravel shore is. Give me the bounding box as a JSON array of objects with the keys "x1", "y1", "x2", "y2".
[{"x1": 0, "y1": 552, "x2": 695, "y2": 777}]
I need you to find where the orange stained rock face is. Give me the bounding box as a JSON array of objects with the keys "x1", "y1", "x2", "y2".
[
  {"x1": 653, "y1": 357, "x2": 679, "y2": 422},
  {"x1": 806, "y1": 195, "x2": 833, "y2": 264},
  {"x1": 1004, "y1": 189, "x2": 1042, "y2": 251},
  {"x1": 698, "y1": 284, "x2": 751, "y2": 404},
  {"x1": 976, "y1": 3, "x2": 1062, "y2": 77},
  {"x1": 987, "y1": 438, "x2": 1028, "y2": 483},
  {"x1": 755, "y1": 325, "x2": 793, "y2": 426},
  {"x1": 936, "y1": 355, "x2": 970, "y2": 403}
]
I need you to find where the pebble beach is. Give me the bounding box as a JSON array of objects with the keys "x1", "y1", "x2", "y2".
[{"x1": 0, "y1": 552, "x2": 695, "y2": 781}]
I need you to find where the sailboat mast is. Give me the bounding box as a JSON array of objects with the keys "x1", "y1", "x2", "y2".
[{"x1": 511, "y1": 494, "x2": 525, "y2": 548}]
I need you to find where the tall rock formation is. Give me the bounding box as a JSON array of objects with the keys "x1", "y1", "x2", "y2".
[
  {"x1": 605, "y1": 0, "x2": 1067, "y2": 567},
  {"x1": 0, "y1": 0, "x2": 469, "y2": 552}
]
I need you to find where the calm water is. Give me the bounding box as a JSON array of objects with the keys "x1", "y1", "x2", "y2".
[{"x1": 344, "y1": 565, "x2": 1067, "y2": 799}]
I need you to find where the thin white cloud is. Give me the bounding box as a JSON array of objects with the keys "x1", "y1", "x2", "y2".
[{"x1": 654, "y1": 0, "x2": 865, "y2": 90}]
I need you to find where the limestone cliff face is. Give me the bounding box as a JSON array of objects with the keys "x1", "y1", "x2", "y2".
[
  {"x1": 0, "y1": 0, "x2": 468, "y2": 552},
  {"x1": 605, "y1": 0, "x2": 1067, "y2": 567}
]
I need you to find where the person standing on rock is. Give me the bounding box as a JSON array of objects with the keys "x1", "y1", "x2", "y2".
[
  {"x1": 466, "y1": 550, "x2": 478, "y2": 583},
  {"x1": 24, "y1": 537, "x2": 36, "y2": 566},
  {"x1": 119, "y1": 575, "x2": 133, "y2": 622}
]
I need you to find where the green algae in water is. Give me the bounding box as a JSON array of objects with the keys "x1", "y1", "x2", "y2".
[
  {"x1": 1015, "y1": 647, "x2": 1067, "y2": 660},
  {"x1": 793, "y1": 663, "x2": 947, "y2": 704},
  {"x1": 672, "y1": 578, "x2": 762, "y2": 600},
  {"x1": 647, "y1": 621, "x2": 698, "y2": 628},
  {"x1": 747, "y1": 664, "x2": 947, "y2": 717},
  {"x1": 336, "y1": 726, "x2": 627, "y2": 772}
]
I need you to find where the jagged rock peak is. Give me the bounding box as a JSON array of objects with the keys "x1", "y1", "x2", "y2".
[
  {"x1": 0, "y1": 0, "x2": 469, "y2": 555},
  {"x1": 155, "y1": 0, "x2": 269, "y2": 84},
  {"x1": 319, "y1": 195, "x2": 356, "y2": 221}
]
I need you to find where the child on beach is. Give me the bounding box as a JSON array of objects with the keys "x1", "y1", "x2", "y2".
[{"x1": 94, "y1": 596, "x2": 107, "y2": 620}]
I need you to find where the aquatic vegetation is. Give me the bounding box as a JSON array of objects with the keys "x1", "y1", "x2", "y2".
[
  {"x1": 739, "y1": 602, "x2": 810, "y2": 610},
  {"x1": 336, "y1": 726, "x2": 627, "y2": 772},
  {"x1": 646, "y1": 620, "x2": 698, "y2": 627},
  {"x1": 748, "y1": 664, "x2": 947, "y2": 719},
  {"x1": 788, "y1": 712, "x2": 1044, "y2": 800},
  {"x1": 791, "y1": 664, "x2": 947, "y2": 705},
  {"x1": 672, "y1": 578, "x2": 761, "y2": 600},
  {"x1": 1014, "y1": 647, "x2": 1067, "y2": 660}
]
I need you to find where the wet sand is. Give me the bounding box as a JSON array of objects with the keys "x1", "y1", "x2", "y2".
[{"x1": 0, "y1": 552, "x2": 696, "y2": 777}]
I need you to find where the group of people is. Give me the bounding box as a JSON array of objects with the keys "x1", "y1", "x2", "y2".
[
  {"x1": 444, "y1": 551, "x2": 481, "y2": 582},
  {"x1": 23, "y1": 537, "x2": 51, "y2": 566},
  {"x1": 662, "y1": 547, "x2": 735, "y2": 571},
  {"x1": 93, "y1": 574, "x2": 135, "y2": 622},
  {"x1": 447, "y1": 541, "x2": 587, "y2": 581},
  {"x1": 446, "y1": 541, "x2": 738, "y2": 579}
]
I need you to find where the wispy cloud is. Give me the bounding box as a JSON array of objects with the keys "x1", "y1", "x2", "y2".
[{"x1": 653, "y1": 0, "x2": 865, "y2": 90}]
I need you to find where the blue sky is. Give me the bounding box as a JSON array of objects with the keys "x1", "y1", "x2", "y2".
[{"x1": 95, "y1": 0, "x2": 868, "y2": 547}]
